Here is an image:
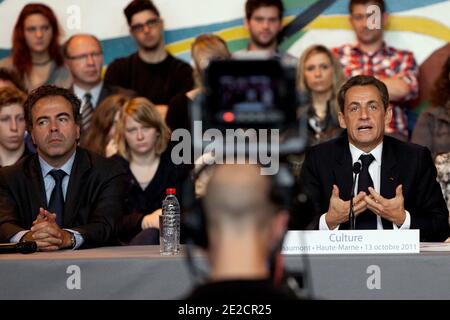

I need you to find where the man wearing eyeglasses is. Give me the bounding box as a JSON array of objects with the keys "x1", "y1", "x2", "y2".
[
  {"x1": 104, "y1": 0, "x2": 194, "y2": 118},
  {"x1": 63, "y1": 34, "x2": 135, "y2": 133}
]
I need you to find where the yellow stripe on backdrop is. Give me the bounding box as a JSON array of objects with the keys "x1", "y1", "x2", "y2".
[
  {"x1": 166, "y1": 15, "x2": 450, "y2": 56},
  {"x1": 304, "y1": 16, "x2": 450, "y2": 41}
]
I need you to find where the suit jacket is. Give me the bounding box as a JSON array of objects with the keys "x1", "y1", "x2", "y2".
[
  {"x1": 299, "y1": 135, "x2": 449, "y2": 241},
  {"x1": 0, "y1": 147, "x2": 126, "y2": 248}
]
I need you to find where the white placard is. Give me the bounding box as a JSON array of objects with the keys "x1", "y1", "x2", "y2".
[{"x1": 282, "y1": 230, "x2": 420, "y2": 255}]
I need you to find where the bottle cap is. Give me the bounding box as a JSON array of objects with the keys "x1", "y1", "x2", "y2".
[{"x1": 166, "y1": 188, "x2": 176, "y2": 195}]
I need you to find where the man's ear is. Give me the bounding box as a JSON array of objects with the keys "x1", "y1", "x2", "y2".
[
  {"x1": 338, "y1": 111, "x2": 347, "y2": 129},
  {"x1": 244, "y1": 18, "x2": 250, "y2": 31},
  {"x1": 382, "y1": 12, "x2": 389, "y2": 29},
  {"x1": 76, "y1": 124, "x2": 80, "y2": 141},
  {"x1": 30, "y1": 130, "x2": 36, "y2": 145},
  {"x1": 348, "y1": 14, "x2": 355, "y2": 29},
  {"x1": 384, "y1": 105, "x2": 393, "y2": 127}
]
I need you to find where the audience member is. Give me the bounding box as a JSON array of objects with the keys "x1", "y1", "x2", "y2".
[
  {"x1": 0, "y1": 87, "x2": 32, "y2": 167},
  {"x1": 104, "y1": 0, "x2": 194, "y2": 117},
  {"x1": 166, "y1": 34, "x2": 231, "y2": 132},
  {"x1": 0, "y1": 85, "x2": 125, "y2": 250},
  {"x1": 332, "y1": 0, "x2": 418, "y2": 141},
  {"x1": 234, "y1": 0, "x2": 296, "y2": 65},
  {"x1": 299, "y1": 75, "x2": 449, "y2": 241},
  {"x1": 186, "y1": 164, "x2": 298, "y2": 300},
  {"x1": 63, "y1": 34, "x2": 135, "y2": 133},
  {"x1": 435, "y1": 152, "x2": 450, "y2": 213},
  {"x1": 297, "y1": 44, "x2": 346, "y2": 146},
  {"x1": 113, "y1": 97, "x2": 188, "y2": 245},
  {"x1": 0, "y1": 68, "x2": 26, "y2": 92},
  {"x1": 80, "y1": 94, "x2": 130, "y2": 157},
  {"x1": 0, "y1": 3, "x2": 71, "y2": 92},
  {"x1": 288, "y1": 45, "x2": 345, "y2": 177},
  {"x1": 414, "y1": 43, "x2": 450, "y2": 109},
  {"x1": 288, "y1": 45, "x2": 346, "y2": 177},
  {"x1": 412, "y1": 56, "x2": 450, "y2": 158}
]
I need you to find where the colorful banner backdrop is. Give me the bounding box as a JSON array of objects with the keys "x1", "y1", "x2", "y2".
[{"x1": 0, "y1": 0, "x2": 448, "y2": 65}]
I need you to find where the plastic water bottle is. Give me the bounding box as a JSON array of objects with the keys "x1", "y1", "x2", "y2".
[{"x1": 160, "y1": 188, "x2": 180, "y2": 255}]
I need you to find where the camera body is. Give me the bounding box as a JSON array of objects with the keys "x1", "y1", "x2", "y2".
[
  {"x1": 200, "y1": 58, "x2": 298, "y2": 131},
  {"x1": 190, "y1": 58, "x2": 306, "y2": 157},
  {"x1": 183, "y1": 58, "x2": 309, "y2": 249}
]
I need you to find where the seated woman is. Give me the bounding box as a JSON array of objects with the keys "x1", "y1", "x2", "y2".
[
  {"x1": 80, "y1": 94, "x2": 130, "y2": 157},
  {"x1": 166, "y1": 34, "x2": 231, "y2": 132},
  {"x1": 288, "y1": 45, "x2": 346, "y2": 176},
  {"x1": 412, "y1": 56, "x2": 450, "y2": 159},
  {"x1": 0, "y1": 3, "x2": 71, "y2": 92},
  {"x1": 114, "y1": 97, "x2": 188, "y2": 245}
]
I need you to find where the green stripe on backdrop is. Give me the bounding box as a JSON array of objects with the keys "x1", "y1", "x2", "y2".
[
  {"x1": 280, "y1": 30, "x2": 306, "y2": 52},
  {"x1": 284, "y1": 0, "x2": 317, "y2": 10},
  {"x1": 226, "y1": 38, "x2": 249, "y2": 52}
]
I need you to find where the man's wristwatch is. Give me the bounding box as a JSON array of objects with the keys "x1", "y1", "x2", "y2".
[{"x1": 69, "y1": 233, "x2": 76, "y2": 249}]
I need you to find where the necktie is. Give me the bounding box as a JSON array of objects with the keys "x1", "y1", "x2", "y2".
[
  {"x1": 355, "y1": 153, "x2": 376, "y2": 229},
  {"x1": 48, "y1": 169, "x2": 67, "y2": 227},
  {"x1": 81, "y1": 92, "x2": 94, "y2": 133}
]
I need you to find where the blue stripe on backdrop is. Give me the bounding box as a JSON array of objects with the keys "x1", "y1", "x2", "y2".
[{"x1": 0, "y1": 49, "x2": 8, "y2": 60}]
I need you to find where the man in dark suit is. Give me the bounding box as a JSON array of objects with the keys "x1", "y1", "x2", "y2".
[
  {"x1": 0, "y1": 85, "x2": 125, "y2": 250},
  {"x1": 63, "y1": 34, "x2": 135, "y2": 132},
  {"x1": 300, "y1": 75, "x2": 449, "y2": 242}
]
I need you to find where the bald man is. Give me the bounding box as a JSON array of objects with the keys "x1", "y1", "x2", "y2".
[
  {"x1": 186, "y1": 164, "x2": 298, "y2": 300},
  {"x1": 63, "y1": 34, "x2": 134, "y2": 129}
]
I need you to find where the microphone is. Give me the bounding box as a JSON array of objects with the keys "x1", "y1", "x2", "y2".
[
  {"x1": 0, "y1": 241, "x2": 37, "y2": 254},
  {"x1": 349, "y1": 161, "x2": 361, "y2": 230}
]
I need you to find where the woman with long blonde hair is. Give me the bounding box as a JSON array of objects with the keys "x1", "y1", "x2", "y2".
[
  {"x1": 297, "y1": 44, "x2": 346, "y2": 145},
  {"x1": 114, "y1": 97, "x2": 188, "y2": 244},
  {"x1": 288, "y1": 45, "x2": 346, "y2": 177}
]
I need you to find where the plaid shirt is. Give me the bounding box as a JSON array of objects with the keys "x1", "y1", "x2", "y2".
[{"x1": 332, "y1": 43, "x2": 419, "y2": 138}]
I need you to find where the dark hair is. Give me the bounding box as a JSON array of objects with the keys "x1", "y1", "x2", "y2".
[
  {"x1": 124, "y1": 0, "x2": 160, "y2": 25},
  {"x1": 62, "y1": 34, "x2": 102, "y2": 58},
  {"x1": 24, "y1": 85, "x2": 81, "y2": 132},
  {"x1": 430, "y1": 56, "x2": 450, "y2": 108},
  {"x1": 0, "y1": 67, "x2": 26, "y2": 92},
  {"x1": 12, "y1": 3, "x2": 63, "y2": 79},
  {"x1": 349, "y1": 0, "x2": 385, "y2": 14},
  {"x1": 0, "y1": 86, "x2": 27, "y2": 109},
  {"x1": 337, "y1": 75, "x2": 389, "y2": 112},
  {"x1": 245, "y1": 0, "x2": 284, "y2": 20}
]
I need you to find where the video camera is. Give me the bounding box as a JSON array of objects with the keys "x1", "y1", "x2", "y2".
[
  {"x1": 202, "y1": 59, "x2": 297, "y2": 130},
  {"x1": 190, "y1": 58, "x2": 307, "y2": 156}
]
